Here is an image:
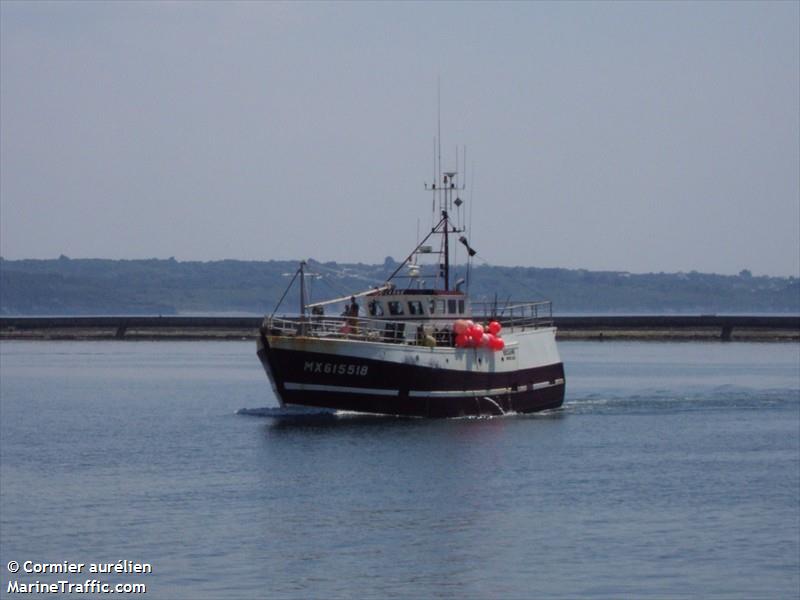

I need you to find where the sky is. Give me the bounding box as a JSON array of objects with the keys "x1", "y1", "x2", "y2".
[{"x1": 1, "y1": 1, "x2": 798, "y2": 277}]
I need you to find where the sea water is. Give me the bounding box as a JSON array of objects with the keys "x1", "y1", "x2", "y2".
[{"x1": 0, "y1": 340, "x2": 798, "y2": 599}]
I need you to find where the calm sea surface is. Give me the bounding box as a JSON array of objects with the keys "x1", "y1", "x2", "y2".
[{"x1": 1, "y1": 340, "x2": 798, "y2": 599}]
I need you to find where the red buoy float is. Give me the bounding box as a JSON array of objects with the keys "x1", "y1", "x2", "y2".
[
  {"x1": 470, "y1": 323, "x2": 484, "y2": 342},
  {"x1": 453, "y1": 319, "x2": 469, "y2": 335},
  {"x1": 489, "y1": 335, "x2": 505, "y2": 351}
]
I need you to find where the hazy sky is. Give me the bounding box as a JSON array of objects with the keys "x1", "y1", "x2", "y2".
[{"x1": 1, "y1": 1, "x2": 798, "y2": 276}]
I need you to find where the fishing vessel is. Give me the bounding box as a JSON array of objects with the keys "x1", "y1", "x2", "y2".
[{"x1": 256, "y1": 154, "x2": 565, "y2": 418}]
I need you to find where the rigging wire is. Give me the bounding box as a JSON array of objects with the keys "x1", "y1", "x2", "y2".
[
  {"x1": 309, "y1": 260, "x2": 387, "y2": 288},
  {"x1": 466, "y1": 162, "x2": 475, "y2": 293},
  {"x1": 314, "y1": 272, "x2": 350, "y2": 301},
  {"x1": 471, "y1": 253, "x2": 552, "y2": 301},
  {"x1": 269, "y1": 266, "x2": 301, "y2": 319}
]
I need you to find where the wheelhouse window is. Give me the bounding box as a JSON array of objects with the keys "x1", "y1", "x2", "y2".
[
  {"x1": 458, "y1": 300, "x2": 465, "y2": 314},
  {"x1": 447, "y1": 299, "x2": 457, "y2": 314},
  {"x1": 368, "y1": 300, "x2": 384, "y2": 317},
  {"x1": 388, "y1": 301, "x2": 404, "y2": 316},
  {"x1": 430, "y1": 299, "x2": 445, "y2": 315},
  {"x1": 408, "y1": 301, "x2": 424, "y2": 316}
]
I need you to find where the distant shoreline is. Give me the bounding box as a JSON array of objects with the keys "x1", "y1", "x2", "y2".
[
  {"x1": 2, "y1": 316, "x2": 797, "y2": 342},
  {"x1": 3, "y1": 258, "x2": 797, "y2": 317}
]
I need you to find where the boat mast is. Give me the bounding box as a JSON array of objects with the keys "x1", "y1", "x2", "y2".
[
  {"x1": 440, "y1": 169, "x2": 462, "y2": 291},
  {"x1": 438, "y1": 79, "x2": 448, "y2": 291},
  {"x1": 425, "y1": 167, "x2": 464, "y2": 291},
  {"x1": 298, "y1": 260, "x2": 307, "y2": 334},
  {"x1": 443, "y1": 206, "x2": 450, "y2": 291}
]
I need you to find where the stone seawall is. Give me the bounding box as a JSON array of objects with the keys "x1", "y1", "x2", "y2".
[{"x1": 1, "y1": 316, "x2": 797, "y2": 341}]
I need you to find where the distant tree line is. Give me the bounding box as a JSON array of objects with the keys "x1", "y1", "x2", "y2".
[{"x1": 0, "y1": 256, "x2": 797, "y2": 316}]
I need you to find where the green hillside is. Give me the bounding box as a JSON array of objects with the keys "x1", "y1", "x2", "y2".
[{"x1": 1, "y1": 256, "x2": 797, "y2": 316}]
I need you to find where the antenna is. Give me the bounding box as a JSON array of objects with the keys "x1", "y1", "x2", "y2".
[
  {"x1": 463, "y1": 145, "x2": 467, "y2": 199},
  {"x1": 437, "y1": 76, "x2": 442, "y2": 203},
  {"x1": 455, "y1": 146, "x2": 459, "y2": 214},
  {"x1": 469, "y1": 164, "x2": 475, "y2": 248},
  {"x1": 431, "y1": 137, "x2": 436, "y2": 225}
]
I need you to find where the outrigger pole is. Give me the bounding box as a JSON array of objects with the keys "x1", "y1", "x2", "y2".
[
  {"x1": 306, "y1": 285, "x2": 393, "y2": 310},
  {"x1": 299, "y1": 260, "x2": 306, "y2": 320},
  {"x1": 269, "y1": 261, "x2": 304, "y2": 320}
]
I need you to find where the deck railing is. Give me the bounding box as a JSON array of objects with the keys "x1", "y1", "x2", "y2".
[
  {"x1": 471, "y1": 300, "x2": 553, "y2": 329},
  {"x1": 262, "y1": 315, "x2": 426, "y2": 344},
  {"x1": 262, "y1": 300, "x2": 553, "y2": 346}
]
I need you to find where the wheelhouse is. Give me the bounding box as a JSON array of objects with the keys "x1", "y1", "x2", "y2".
[{"x1": 366, "y1": 289, "x2": 469, "y2": 321}]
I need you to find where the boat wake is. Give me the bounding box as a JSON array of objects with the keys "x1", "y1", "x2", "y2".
[
  {"x1": 563, "y1": 386, "x2": 796, "y2": 415},
  {"x1": 235, "y1": 406, "x2": 407, "y2": 422},
  {"x1": 236, "y1": 405, "x2": 548, "y2": 421},
  {"x1": 236, "y1": 405, "x2": 339, "y2": 419}
]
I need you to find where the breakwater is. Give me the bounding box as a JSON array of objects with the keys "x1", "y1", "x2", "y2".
[{"x1": 1, "y1": 316, "x2": 798, "y2": 341}]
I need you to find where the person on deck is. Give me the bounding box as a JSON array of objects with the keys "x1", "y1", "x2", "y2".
[
  {"x1": 342, "y1": 296, "x2": 359, "y2": 335},
  {"x1": 347, "y1": 296, "x2": 359, "y2": 317}
]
